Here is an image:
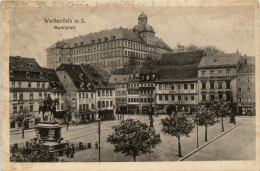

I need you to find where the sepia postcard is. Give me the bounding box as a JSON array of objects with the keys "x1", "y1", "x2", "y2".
[{"x1": 1, "y1": 0, "x2": 260, "y2": 170}]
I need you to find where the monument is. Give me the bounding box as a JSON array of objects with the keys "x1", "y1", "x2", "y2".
[{"x1": 37, "y1": 94, "x2": 69, "y2": 157}]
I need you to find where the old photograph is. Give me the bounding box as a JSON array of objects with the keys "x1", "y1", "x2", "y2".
[{"x1": 1, "y1": 0, "x2": 259, "y2": 170}]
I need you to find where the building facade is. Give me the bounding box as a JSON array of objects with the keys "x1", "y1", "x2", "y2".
[
  {"x1": 46, "y1": 13, "x2": 172, "y2": 72},
  {"x1": 56, "y1": 63, "x2": 115, "y2": 122},
  {"x1": 127, "y1": 73, "x2": 140, "y2": 114},
  {"x1": 237, "y1": 56, "x2": 255, "y2": 115},
  {"x1": 108, "y1": 75, "x2": 130, "y2": 114},
  {"x1": 197, "y1": 53, "x2": 241, "y2": 109},
  {"x1": 9, "y1": 56, "x2": 65, "y2": 130}
]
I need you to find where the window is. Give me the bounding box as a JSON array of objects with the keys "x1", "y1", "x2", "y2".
[
  {"x1": 248, "y1": 78, "x2": 250, "y2": 82},
  {"x1": 191, "y1": 95, "x2": 195, "y2": 101},
  {"x1": 102, "y1": 101, "x2": 105, "y2": 107},
  {"x1": 37, "y1": 82, "x2": 40, "y2": 88},
  {"x1": 98, "y1": 101, "x2": 101, "y2": 108},
  {"x1": 13, "y1": 93, "x2": 17, "y2": 100},
  {"x1": 19, "y1": 93, "x2": 23, "y2": 100},
  {"x1": 30, "y1": 93, "x2": 33, "y2": 100},
  {"x1": 165, "y1": 95, "x2": 168, "y2": 101},
  {"x1": 238, "y1": 88, "x2": 242, "y2": 92},
  {"x1": 218, "y1": 82, "x2": 223, "y2": 89},
  {"x1": 165, "y1": 84, "x2": 169, "y2": 90},
  {"x1": 13, "y1": 106, "x2": 17, "y2": 113},
  {"x1": 178, "y1": 84, "x2": 181, "y2": 90},
  {"x1": 102, "y1": 90, "x2": 105, "y2": 96},
  {"x1": 159, "y1": 84, "x2": 162, "y2": 90},
  {"x1": 44, "y1": 93, "x2": 47, "y2": 97},
  {"x1": 10, "y1": 70, "x2": 14, "y2": 77},
  {"x1": 226, "y1": 93, "x2": 231, "y2": 101},
  {"x1": 202, "y1": 94, "x2": 206, "y2": 101},
  {"x1": 210, "y1": 70, "x2": 214, "y2": 77},
  {"x1": 239, "y1": 97, "x2": 242, "y2": 102},
  {"x1": 184, "y1": 84, "x2": 187, "y2": 90},
  {"x1": 218, "y1": 70, "x2": 223, "y2": 77},
  {"x1": 18, "y1": 82, "x2": 21, "y2": 87},
  {"x1": 30, "y1": 105, "x2": 33, "y2": 112},
  {"x1": 26, "y1": 72, "x2": 30, "y2": 78},
  {"x1": 226, "y1": 81, "x2": 230, "y2": 89},
  {"x1": 28, "y1": 82, "x2": 31, "y2": 88},
  {"x1": 247, "y1": 87, "x2": 250, "y2": 92},
  {"x1": 91, "y1": 103, "x2": 94, "y2": 109},
  {"x1": 191, "y1": 84, "x2": 194, "y2": 89},
  {"x1": 201, "y1": 71, "x2": 205, "y2": 77},
  {"x1": 185, "y1": 96, "x2": 188, "y2": 101},
  {"x1": 110, "y1": 101, "x2": 113, "y2": 107},
  {"x1": 210, "y1": 94, "x2": 214, "y2": 101},
  {"x1": 202, "y1": 82, "x2": 206, "y2": 89},
  {"x1": 39, "y1": 93, "x2": 42, "y2": 99},
  {"x1": 11, "y1": 81, "x2": 15, "y2": 88},
  {"x1": 159, "y1": 95, "x2": 162, "y2": 101},
  {"x1": 110, "y1": 90, "x2": 112, "y2": 96},
  {"x1": 171, "y1": 85, "x2": 175, "y2": 90},
  {"x1": 42, "y1": 83, "x2": 45, "y2": 88},
  {"x1": 178, "y1": 95, "x2": 181, "y2": 101},
  {"x1": 106, "y1": 101, "x2": 109, "y2": 107},
  {"x1": 19, "y1": 106, "x2": 23, "y2": 112},
  {"x1": 210, "y1": 82, "x2": 214, "y2": 89},
  {"x1": 171, "y1": 95, "x2": 175, "y2": 101},
  {"x1": 226, "y1": 70, "x2": 230, "y2": 77},
  {"x1": 218, "y1": 93, "x2": 223, "y2": 100},
  {"x1": 98, "y1": 91, "x2": 100, "y2": 96}
]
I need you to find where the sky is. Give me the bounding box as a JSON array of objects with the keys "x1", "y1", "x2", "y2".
[{"x1": 9, "y1": 4, "x2": 256, "y2": 67}]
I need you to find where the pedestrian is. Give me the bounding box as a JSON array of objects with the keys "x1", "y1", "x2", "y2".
[
  {"x1": 70, "y1": 144, "x2": 75, "y2": 158},
  {"x1": 66, "y1": 146, "x2": 70, "y2": 157}
]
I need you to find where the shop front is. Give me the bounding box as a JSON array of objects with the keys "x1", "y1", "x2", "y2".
[
  {"x1": 98, "y1": 110, "x2": 114, "y2": 120},
  {"x1": 127, "y1": 105, "x2": 139, "y2": 114}
]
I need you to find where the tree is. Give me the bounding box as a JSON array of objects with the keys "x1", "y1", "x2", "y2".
[
  {"x1": 161, "y1": 113, "x2": 194, "y2": 157},
  {"x1": 107, "y1": 118, "x2": 161, "y2": 161},
  {"x1": 10, "y1": 107, "x2": 35, "y2": 138},
  {"x1": 195, "y1": 105, "x2": 216, "y2": 141},
  {"x1": 212, "y1": 100, "x2": 230, "y2": 132}
]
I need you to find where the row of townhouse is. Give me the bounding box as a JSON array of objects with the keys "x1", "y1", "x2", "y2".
[
  {"x1": 9, "y1": 56, "x2": 66, "y2": 131},
  {"x1": 9, "y1": 56, "x2": 115, "y2": 130},
  {"x1": 108, "y1": 51, "x2": 255, "y2": 115}
]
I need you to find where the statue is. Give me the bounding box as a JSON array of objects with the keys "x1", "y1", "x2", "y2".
[{"x1": 38, "y1": 94, "x2": 59, "y2": 122}]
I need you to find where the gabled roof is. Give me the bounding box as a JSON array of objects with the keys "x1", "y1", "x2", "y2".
[
  {"x1": 41, "y1": 68, "x2": 65, "y2": 92},
  {"x1": 108, "y1": 75, "x2": 131, "y2": 84},
  {"x1": 80, "y1": 64, "x2": 115, "y2": 89},
  {"x1": 198, "y1": 53, "x2": 240, "y2": 69},
  {"x1": 56, "y1": 64, "x2": 94, "y2": 91},
  {"x1": 48, "y1": 27, "x2": 172, "y2": 50},
  {"x1": 9, "y1": 56, "x2": 42, "y2": 72},
  {"x1": 238, "y1": 63, "x2": 255, "y2": 74}
]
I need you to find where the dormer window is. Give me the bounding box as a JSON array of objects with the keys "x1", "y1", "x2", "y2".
[
  {"x1": 26, "y1": 72, "x2": 30, "y2": 78},
  {"x1": 111, "y1": 36, "x2": 116, "y2": 40},
  {"x1": 87, "y1": 83, "x2": 91, "y2": 90},
  {"x1": 79, "y1": 73, "x2": 84, "y2": 80},
  {"x1": 98, "y1": 38, "x2": 101, "y2": 43},
  {"x1": 10, "y1": 70, "x2": 14, "y2": 77},
  {"x1": 28, "y1": 63, "x2": 32, "y2": 68},
  {"x1": 74, "y1": 43, "x2": 78, "y2": 47},
  {"x1": 80, "y1": 42, "x2": 83, "y2": 46},
  {"x1": 80, "y1": 82, "x2": 85, "y2": 89},
  {"x1": 39, "y1": 72, "x2": 44, "y2": 78},
  {"x1": 104, "y1": 37, "x2": 108, "y2": 42},
  {"x1": 91, "y1": 40, "x2": 95, "y2": 44}
]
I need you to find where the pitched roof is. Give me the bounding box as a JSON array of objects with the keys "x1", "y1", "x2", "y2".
[
  {"x1": 238, "y1": 63, "x2": 255, "y2": 74},
  {"x1": 41, "y1": 68, "x2": 65, "y2": 92},
  {"x1": 198, "y1": 53, "x2": 240, "y2": 69},
  {"x1": 108, "y1": 75, "x2": 131, "y2": 84},
  {"x1": 10, "y1": 56, "x2": 42, "y2": 72},
  {"x1": 48, "y1": 28, "x2": 172, "y2": 50},
  {"x1": 150, "y1": 51, "x2": 204, "y2": 82},
  {"x1": 80, "y1": 64, "x2": 115, "y2": 89}
]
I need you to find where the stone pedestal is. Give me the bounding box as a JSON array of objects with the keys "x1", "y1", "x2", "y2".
[{"x1": 34, "y1": 121, "x2": 68, "y2": 157}]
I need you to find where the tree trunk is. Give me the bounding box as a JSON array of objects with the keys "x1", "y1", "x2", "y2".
[
  {"x1": 133, "y1": 156, "x2": 136, "y2": 162},
  {"x1": 205, "y1": 126, "x2": 208, "y2": 142},
  {"x1": 217, "y1": 116, "x2": 219, "y2": 122},
  {"x1": 221, "y1": 117, "x2": 224, "y2": 132},
  {"x1": 178, "y1": 137, "x2": 182, "y2": 157}
]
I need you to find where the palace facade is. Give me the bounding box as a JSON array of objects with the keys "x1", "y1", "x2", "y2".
[{"x1": 46, "y1": 12, "x2": 172, "y2": 73}]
